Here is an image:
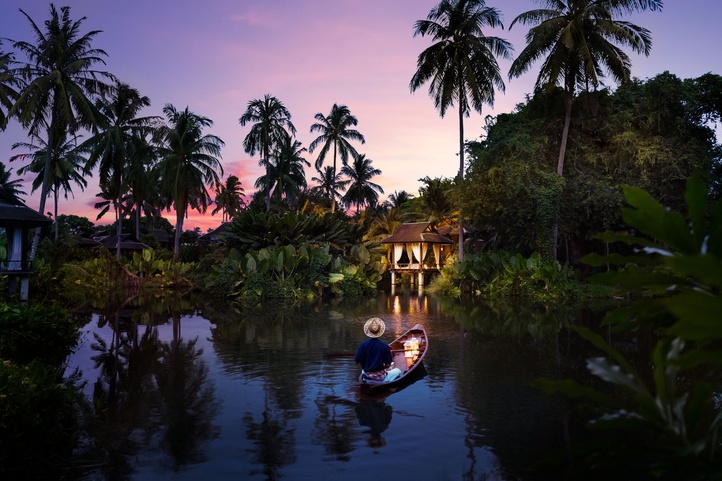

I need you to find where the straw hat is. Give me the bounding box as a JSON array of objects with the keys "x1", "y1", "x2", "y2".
[{"x1": 363, "y1": 318, "x2": 386, "y2": 338}]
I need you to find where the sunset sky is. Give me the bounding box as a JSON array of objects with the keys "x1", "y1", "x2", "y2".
[{"x1": 1, "y1": 0, "x2": 719, "y2": 232}]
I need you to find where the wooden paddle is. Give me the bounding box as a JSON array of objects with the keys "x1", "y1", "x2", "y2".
[
  {"x1": 323, "y1": 350, "x2": 355, "y2": 358},
  {"x1": 324, "y1": 348, "x2": 406, "y2": 358}
]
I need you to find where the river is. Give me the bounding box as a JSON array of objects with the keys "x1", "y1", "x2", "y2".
[{"x1": 66, "y1": 290, "x2": 620, "y2": 481}]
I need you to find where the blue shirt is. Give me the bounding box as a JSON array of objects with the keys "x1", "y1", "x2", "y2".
[{"x1": 355, "y1": 338, "x2": 392, "y2": 372}]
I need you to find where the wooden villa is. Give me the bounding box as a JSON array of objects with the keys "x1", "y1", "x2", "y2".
[
  {"x1": 0, "y1": 186, "x2": 53, "y2": 300},
  {"x1": 381, "y1": 222, "x2": 453, "y2": 289}
]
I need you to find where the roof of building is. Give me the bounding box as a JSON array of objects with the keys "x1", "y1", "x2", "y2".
[
  {"x1": 0, "y1": 185, "x2": 53, "y2": 228},
  {"x1": 147, "y1": 229, "x2": 171, "y2": 243},
  {"x1": 380, "y1": 222, "x2": 453, "y2": 245},
  {"x1": 95, "y1": 234, "x2": 150, "y2": 251},
  {"x1": 436, "y1": 224, "x2": 471, "y2": 237},
  {"x1": 199, "y1": 221, "x2": 232, "y2": 244}
]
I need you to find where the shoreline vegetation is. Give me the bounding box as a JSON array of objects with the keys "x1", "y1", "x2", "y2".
[
  {"x1": 2, "y1": 175, "x2": 721, "y2": 479},
  {"x1": 1, "y1": 1, "x2": 720, "y2": 479}
]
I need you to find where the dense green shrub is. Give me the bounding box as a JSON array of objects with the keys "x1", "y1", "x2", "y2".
[
  {"x1": 0, "y1": 360, "x2": 83, "y2": 480},
  {"x1": 224, "y1": 210, "x2": 366, "y2": 255},
  {"x1": 202, "y1": 241, "x2": 385, "y2": 302},
  {"x1": 0, "y1": 304, "x2": 80, "y2": 365},
  {"x1": 428, "y1": 251, "x2": 592, "y2": 303},
  {"x1": 538, "y1": 175, "x2": 722, "y2": 480}
]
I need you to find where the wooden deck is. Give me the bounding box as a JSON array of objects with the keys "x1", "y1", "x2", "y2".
[{"x1": 387, "y1": 262, "x2": 445, "y2": 272}]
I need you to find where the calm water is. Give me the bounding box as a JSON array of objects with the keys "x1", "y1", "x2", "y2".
[{"x1": 67, "y1": 291, "x2": 612, "y2": 481}]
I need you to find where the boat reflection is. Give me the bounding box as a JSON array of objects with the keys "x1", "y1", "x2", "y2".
[{"x1": 356, "y1": 400, "x2": 392, "y2": 448}]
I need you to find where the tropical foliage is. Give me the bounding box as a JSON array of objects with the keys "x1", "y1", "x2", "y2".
[
  {"x1": 239, "y1": 94, "x2": 296, "y2": 211},
  {"x1": 0, "y1": 40, "x2": 17, "y2": 130},
  {"x1": 509, "y1": 0, "x2": 663, "y2": 257},
  {"x1": 212, "y1": 174, "x2": 245, "y2": 222},
  {"x1": 535, "y1": 175, "x2": 722, "y2": 480},
  {"x1": 0, "y1": 303, "x2": 84, "y2": 479},
  {"x1": 204, "y1": 241, "x2": 384, "y2": 302},
  {"x1": 310, "y1": 165, "x2": 345, "y2": 209},
  {"x1": 12, "y1": 134, "x2": 88, "y2": 240},
  {"x1": 8, "y1": 4, "x2": 114, "y2": 256},
  {"x1": 224, "y1": 210, "x2": 367, "y2": 256},
  {"x1": 257, "y1": 130, "x2": 309, "y2": 208},
  {"x1": 309, "y1": 103, "x2": 365, "y2": 212},
  {"x1": 340, "y1": 153, "x2": 384, "y2": 212},
  {"x1": 0, "y1": 163, "x2": 25, "y2": 200},
  {"x1": 411, "y1": 0, "x2": 512, "y2": 259},
  {"x1": 82, "y1": 80, "x2": 159, "y2": 255},
  {"x1": 429, "y1": 250, "x2": 592, "y2": 303},
  {"x1": 463, "y1": 72, "x2": 722, "y2": 261},
  {"x1": 155, "y1": 104, "x2": 224, "y2": 258}
]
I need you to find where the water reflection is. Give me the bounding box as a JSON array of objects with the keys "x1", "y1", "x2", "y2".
[
  {"x1": 62, "y1": 290, "x2": 640, "y2": 480},
  {"x1": 356, "y1": 400, "x2": 392, "y2": 449},
  {"x1": 72, "y1": 292, "x2": 221, "y2": 477}
]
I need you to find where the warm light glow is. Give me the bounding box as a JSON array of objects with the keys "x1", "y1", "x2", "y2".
[{"x1": 403, "y1": 336, "x2": 421, "y2": 361}]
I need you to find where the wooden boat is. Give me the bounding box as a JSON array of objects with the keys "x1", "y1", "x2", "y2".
[{"x1": 358, "y1": 323, "x2": 427, "y2": 393}]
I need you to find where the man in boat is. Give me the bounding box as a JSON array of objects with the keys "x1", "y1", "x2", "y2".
[{"x1": 355, "y1": 318, "x2": 402, "y2": 383}]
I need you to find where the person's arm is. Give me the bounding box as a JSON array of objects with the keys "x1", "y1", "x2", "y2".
[{"x1": 382, "y1": 343, "x2": 393, "y2": 368}]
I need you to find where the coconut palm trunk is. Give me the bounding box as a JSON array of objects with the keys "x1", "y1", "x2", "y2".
[
  {"x1": 551, "y1": 86, "x2": 574, "y2": 258},
  {"x1": 509, "y1": 0, "x2": 661, "y2": 260},
  {"x1": 30, "y1": 124, "x2": 55, "y2": 259},
  {"x1": 410, "y1": 0, "x2": 512, "y2": 262},
  {"x1": 457, "y1": 77, "x2": 466, "y2": 261}
]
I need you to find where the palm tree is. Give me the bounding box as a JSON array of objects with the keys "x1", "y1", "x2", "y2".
[
  {"x1": 156, "y1": 104, "x2": 224, "y2": 259},
  {"x1": 260, "y1": 130, "x2": 309, "y2": 208},
  {"x1": 386, "y1": 190, "x2": 415, "y2": 209},
  {"x1": 125, "y1": 135, "x2": 160, "y2": 239},
  {"x1": 410, "y1": 0, "x2": 512, "y2": 260},
  {"x1": 340, "y1": 154, "x2": 384, "y2": 213},
  {"x1": 308, "y1": 103, "x2": 365, "y2": 213},
  {"x1": 0, "y1": 164, "x2": 26, "y2": 200},
  {"x1": 508, "y1": 0, "x2": 661, "y2": 258},
  {"x1": 9, "y1": 4, "x2": 114, "y2": 256},
  {"x1": 418, "y1": 176, "x2": 455, "y2": 225},
  {"x1": 212, "y1": 175, "x2": 245, "y2": 222},
  {"x1": 239, "y1": 94, "x2": 296, "y2": 212},
  {"x1": 310, "y1": 165, "x2": 346, "y2": 209},
  {"x1": 0, "y1": 41, "x2": 18, "y2": 131},
  {"x1": 93, "y1": 179, "x2": 131, "y2": 237},
  {"x1": 369, "y1": 209, "x2": 405, "y2": 240},
  {"x1": 83, "y1": 81, "x2": 159, "y2": 259},
  {"x1": 11, "y1": 134, "x2": 88, "y2": 240}
]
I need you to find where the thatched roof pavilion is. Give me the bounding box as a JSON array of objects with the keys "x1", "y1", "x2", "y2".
[{"x1": 381, "y1": 222, "x2": 452, "y2": 274}]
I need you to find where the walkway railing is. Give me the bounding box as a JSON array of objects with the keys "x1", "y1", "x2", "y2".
[{"x1": 0, "y1": 260, "x2": 34, "y2": 274}]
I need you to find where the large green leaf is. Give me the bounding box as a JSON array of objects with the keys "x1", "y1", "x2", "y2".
[
  {"x1": 665, "y1": 293, "x2": 722, "y2": 342},
  {"x1": 663, "y1": 255, "x2": 722, "y2": 289},
  {"x1": 685, "y1": 174, "x2": 707, "y2": 249},
  {"x1": 587, "y1": 357, "x2": 646, "y2": 396},
  {"x1": 582, "y1": 252, "x2": 653, "y2": 268},
  {"x1": 572, "y1": 326, "x2": 640, "y2": 377},
  {"x1": 709, "y1": 200, "x2": 722, "y2": 257}
]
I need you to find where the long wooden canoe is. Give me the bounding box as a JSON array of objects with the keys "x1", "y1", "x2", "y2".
[{"x1": 358, "y1": 323, "x2": 427, "y2": 393}]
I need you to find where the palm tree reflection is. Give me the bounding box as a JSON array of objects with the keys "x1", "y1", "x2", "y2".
[
  {"x1": 312, "y1": 396, "x2": 357, "y2": 461},
  {"x1": 86, "y1": 293, "x2": 219, "y2": 474},
  {"x1": 243, "y1": 386, "x2": 297, "y2": 480}
]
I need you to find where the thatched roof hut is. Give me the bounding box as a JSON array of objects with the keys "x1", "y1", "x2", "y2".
[{"x1": 381, "y1": 222, "x2": 452, "y2": 271}]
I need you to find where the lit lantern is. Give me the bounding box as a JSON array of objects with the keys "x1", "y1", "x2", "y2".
[{"x1": 404, "y1": 337, "x2": 421, "y2": 361}]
